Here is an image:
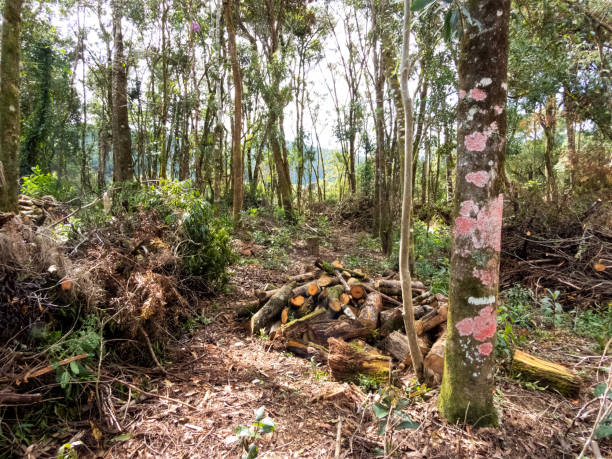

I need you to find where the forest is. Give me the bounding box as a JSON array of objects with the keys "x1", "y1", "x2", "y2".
[{"x1": 0, "y1": 0, "x2": 610, "y2": 457}]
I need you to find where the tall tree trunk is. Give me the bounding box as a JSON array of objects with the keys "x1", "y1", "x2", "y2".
[
  {"x1": 399, "y1": 0, "x2": 424, "y2": 383},
  {"x1": 0, "y1": 0, "x2": 24, "y2": 212},
  {"x1": 540, "y1": 96, "x2": 558, "y2": 202},
  {"x1": 224, "y1": 0, "x2": 243, "y2": 224},
  {"x1": 111, "y1": 4, "x2": 133, "y2": 183},
  {"x1": 563, "y1": 84, "x2": 577, "y2": 189},
  {"x1": 438, "y1": 0, "x2": 510, "y2": 427},
  {"x1": 159, "y1": 0, "x2": 170, "y2": 179}
]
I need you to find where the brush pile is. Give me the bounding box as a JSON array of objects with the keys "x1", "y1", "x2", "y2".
[{"x1": 239, "y1": 259, "x2": 451, "y2": 384}]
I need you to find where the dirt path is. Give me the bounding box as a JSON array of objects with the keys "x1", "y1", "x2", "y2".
[{"x1": 105, "y1": 229, "x2": 609, "y2": 458}]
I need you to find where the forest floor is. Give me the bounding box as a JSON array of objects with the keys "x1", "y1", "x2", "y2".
[{"x1": 95, "y1": 219, "x2": 611, "y2": 459}]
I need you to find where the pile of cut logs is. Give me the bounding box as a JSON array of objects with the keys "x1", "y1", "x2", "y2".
[
  {"x1": 238, "y1": 259, "x2": 450, "y2": 383},
  {"x1": 238, "y1": 259, "x2": 583, "y2": 396}
]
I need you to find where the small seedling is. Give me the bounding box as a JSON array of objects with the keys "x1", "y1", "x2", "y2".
[{"x1": 226, "y1": 406, "x2": 276, "y2": 459}]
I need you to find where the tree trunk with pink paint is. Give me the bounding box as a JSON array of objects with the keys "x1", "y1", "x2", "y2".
[{"x1": 438, "y1": 0, "x2": 510, "y2": 427}]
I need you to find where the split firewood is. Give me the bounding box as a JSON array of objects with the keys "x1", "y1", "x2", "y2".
[
  {"x1": 296, "y1": 296, "x2": 316, "y2": 319},
  {"x1": 374, "y1": 279, "x2": 426, "y2": 297},
  {"x1": 290, "y1": 296, "x2": 305, "y2": 308},
  {"x1": 328, "y1": 338, "x2": 391, "y2": 383},
  {"x1": 250, "y1": 282, "x2": 295, "y2": 334},
  {"x1": 285, "y1": 340, "x2": 328, "y2": 363},
  {"x1": 357, "y1": 292, "x2": 383, "y2": 329},
  {"x1": 287, "y1": 270, "x2": 320, "y2": 283},
  {"x1": 379, "y1": 305, "x2": 433, "y2": 335},
  {"x1": 385, "y1": 331, "x2": 431, "y2": 365},
  {"x1": 423, "y1": 331, "x2": 446, "y2": 384},
  {"x1": 277, "y1": 309, "x2": 372, "y2": 346},
  {"x1": 415, "y1": 303, "x2": 448, "y2": 335},
  {"x1": 512, "y1": 349, "x2": 581, "y2": 397}
]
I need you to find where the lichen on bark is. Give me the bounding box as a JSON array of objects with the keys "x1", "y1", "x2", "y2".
[{"x1": 438, "y1": 0, "x2": 510, "y2": 427}]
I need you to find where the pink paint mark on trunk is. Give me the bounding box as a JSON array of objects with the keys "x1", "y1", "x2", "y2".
[
  {"x1": 459, "y1": 90, "x2": 467, "y2": 99},
  {"x1": 494, "y1": 105, "x2": 503, "y2": 115},
  {"x1": 464, "y1": 131, "x2": 488, "y2": 152},
  {"x1": 455, "y1": 306, "x2": 497, "y2": 344},
  {"x1": 478, "y1": 342, "x2": 493, "y2": 356},
  {"x1": 456, "y1": 317, "x2": 474, "y2": 336},
  {"x1": 472, "y1": 306, "x2": 497, "y2": 341},
  {"x1": 473, "y1": 194, "x2": 504, "y2": 252},
  {"x1": 470, "y1": 88, "x2": 487, "y2": 101},
  {"x1": 459, "y1": 200, "x2": 479, "y2": 217},
  {"x1": 465, "y1": 170, "x2": 490, "y2": 188},
  {"x1": 473, "y1": 267, "x2": 495, "y2": 286},
  {"x1": 454, "y1": 216, "x2": 477, "y2": 237}
]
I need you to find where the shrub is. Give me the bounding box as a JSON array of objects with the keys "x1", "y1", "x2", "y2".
[{"x1": 21, "y1": 165, "x2": 75, "y2": 201}]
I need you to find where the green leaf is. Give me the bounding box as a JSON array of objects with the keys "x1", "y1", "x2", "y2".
[
  {"x1": 396, "y1": 398, "x2": 409, "y2": 410},
  {"x1": 236, "y1": 425, "x2": 251, "y2": 438},
  {"x1": 595, "y1": 423, "x2": 612, "y2": 439},
  {"x1": 260, "y1": 416, "x2": 276, "y2": 434},
  {"x1": 244, "y1": 443, "x2": 258, "y2": 459},
  {"x1": 397, "y1": 419, "x2": 419, "y2": 430},
  {"x1": 411, "y1": 0, "x2": 436, "y2": 11},
  {"x1": 372, "y1": 403, "x2": 389, "y2": 419},
  {"x1": 110, "y1": 433, "x2": 131, "y2": 443},
  {"x1": 378, "y1": 420, "x2": 387, "y2": 436},
  {"x1": 594, "y1": 383, "x2": 612, "y2": 398},
  {"x1": 69, "y1": 360, "x2": 80, "y2": 375},
  {"x1": 59, "y1": 370, "x2": 70, "y2": 389},
  {"x1": 254, "y1": 405, "x2": 265, "y2": 421}
]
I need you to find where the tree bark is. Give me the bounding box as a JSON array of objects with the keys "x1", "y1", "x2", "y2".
[
  {"x1": 438, "y1": 0, "x2": 510, "y2": 427},
  {"x1": 399, "y1": 0, "x2": 424, "y2": 382},
  {"x1": 111, "y1": 3, "x2": 133, "y2": 183},
  {"x1": 0, "y1": 0, "x2": 24, "y2": 212},
  {"x1": 224, "y1": 0, "x2": 243, "y2": 225}
]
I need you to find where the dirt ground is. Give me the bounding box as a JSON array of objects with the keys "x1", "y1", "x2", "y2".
[{"x1": 82, "y1": 225, "x2": 608, "y2": 459}]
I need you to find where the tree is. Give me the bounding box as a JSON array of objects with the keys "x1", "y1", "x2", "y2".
[
  {"x1": 438, "y1": 0, "x2": 510, "y2": 426},
  {"x1": 0, "y1": 0, "x2": 24, "y2": 212},
  {"x1": 399, "y1": 0, "x2": 424, "y2": 382},
  {"x1": 111, "y1": 1, "x2": 134, "y2": 183},
  {"x1": 224, "y1": 0, "x2": 243, "y2": 224}
]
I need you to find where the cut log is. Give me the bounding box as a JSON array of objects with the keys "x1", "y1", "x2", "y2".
[
  {"x1": 332, "y1": 260, "x2": 343, "y2": 269},
  {"x1": 374, "y1": 279, "x2": 426, "y2": 296},
  {"x1": 290, "y1": 296, "x2": 305, "y2": 308},
  {"x1": 285, "y1": 340, "x2": 328, "y2": 363},
  {"x1": 348, "y1": 280, "x2": 365, "y2": 300},
  {"x1": 512, "y1": 349, "x2": 581, "y2": 397},
  {"x1": 281, "y1": 307, "x2": 289, "y2": 324},
  {"x1": 277, "y1": 309, "x2": 372, "y2": 346},
  {"x1": 293, "y1": 279, "x2": 335, "y2": 298},
  {"x1": 360, "y1": 283, "x2": 403, "y2": 307},
  {"x1": 250, "y1": 282, "x2": 295, "y2": 334},
  {"x1": 307, "y1": 283, "x2": 320, "y2": 297},
  {"x1": 315, "y1": 259, "x2": 369, "y2": 281},
  {"x1": 328, "y1": 338, "x2": 391, "y2": 384},
  {"x1": 415, "y1": 303, "x2": 448, "y2": 335},
  {"x1": 379, "y1": 305, "x2": 433, "y2": 335},
  {"x1": 288, "y1": 270, "x2": 320, "y2": 283},
  {"x1": 326, "y1": 285, "x2": 345, "y2": 313},
  {"x1": 317, "y1": 275, "x2": 335, "y2": 288},
  {"x1": 385, "y1": 331, "x2": 431, "y2": 365},
  {"x1": 340, "y1": 293, "x2": 351, "y2": 305},
  {"x1": 357, "y1": 292, "x2": 383, "y2": 329},
  {"x1": 235, "y1": 300, "x2": 263, "y2": 320},
  {"x1": 423, "y1": 331, "x2": 446, "y2": 385},
  {"x1": 296, "y1": 296, "x2": 315, "y2": 319}
]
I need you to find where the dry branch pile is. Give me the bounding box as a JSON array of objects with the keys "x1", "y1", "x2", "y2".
[
  {"x1": 501, "y1": 198, "x2": 612, "y2": 305},
  {"x1": 238, "y1": 258, "x2": 452, "y2": 384}
]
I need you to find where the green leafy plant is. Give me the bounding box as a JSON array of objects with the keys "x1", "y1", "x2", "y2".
[
  {"x1": 309, "y1": 357, "x2": 328, "y2": 382},
  {"x1": 371, "y1": 389, "x2": 419, "y2": 456},
  {"x1": 356, "y1": 374, "x2": 380, "y2": 392},
  {"x1": 226, "y1": 406, "x2": 276, "y2": 459},
  {"x1": 21, "y1": 165, "x2": 75, "y2": 201},
  {"x1": 573, "y1": 307, "x2": 612, "y2": 349},
  {"x1": 593, "y1": 382, "x2": 612, "y2": 439},
  {"x1": 56, "y1": 440, "x2": 83, "y2": 459},
  {"x1": 540, "y1": 289, "x2": 565, "y2": 328}
]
